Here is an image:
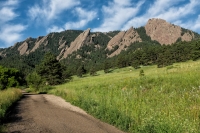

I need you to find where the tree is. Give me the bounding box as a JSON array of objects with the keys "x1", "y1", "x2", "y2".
[
  {"x1": 77, "y1": 65, "x2": 86, "y2": 77},
  {"x1": 104, "y1": 61, "x2": 111, "y2": 73},
  {"x1": 26, "y1": 71, "x2": 43, "y2": 91},
  {"x1": 90, "y1": 66, "x2": 97, "y2": 76},
  {"x1": 36, "y1": 52, "x2": 64, "y2": 85},
  {"x1": 139, "y1": 69, "x2": 145, "y2": 77},
  {"x1": 132, "y1": 60, "x2": 140, "y2": 69},
  {"x1": 0, "y1": 66, "x2": 23, "y2": 90}
]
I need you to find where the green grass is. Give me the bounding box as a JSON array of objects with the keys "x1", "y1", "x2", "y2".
[
  {"x1": 0, "y1": 88, "x2": 22, "y2": 132},
  {"x1": 49, "y1": 60, "x2": 200, "y2": 133}
]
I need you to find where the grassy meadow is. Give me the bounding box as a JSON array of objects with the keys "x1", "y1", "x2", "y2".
[
  {"x1": 0, "y1": 88, "x2": 22, "y2": 131},
  {"x1": 49, "y1": 60, "x2": 200, "y2": 133}
]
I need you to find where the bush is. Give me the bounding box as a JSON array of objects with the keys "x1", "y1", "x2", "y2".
[
  {"x1": 26, "y1": 71, "x2": 44, "y2": 91},
  {"x1": 0, "y1": 66, "x2": 23, "y2": 90}
]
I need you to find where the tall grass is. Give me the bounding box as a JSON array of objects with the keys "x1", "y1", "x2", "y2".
[
  {"x1": 0, "y1": 88, "x2": 22, "y2": 131},
  {"x1": 49, "y1": 60, "x2": 200, "y2": 132}
]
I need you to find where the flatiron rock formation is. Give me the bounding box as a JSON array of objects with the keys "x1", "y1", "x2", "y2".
[
  {"x1": 145, "y1": 18, "x2": 194, "y2": 45},
  {"x1": 107, "y1": 27, "x2": 142, "y2": 57}
]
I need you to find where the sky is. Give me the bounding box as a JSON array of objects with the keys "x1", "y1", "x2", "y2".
[{"x1": 0, "y1": 0, "x2": 200, "y2": 48}]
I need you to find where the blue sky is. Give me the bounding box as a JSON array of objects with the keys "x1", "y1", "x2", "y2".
[{"x1": 0, "y1": 0, "x2": 200, "y2": 48}]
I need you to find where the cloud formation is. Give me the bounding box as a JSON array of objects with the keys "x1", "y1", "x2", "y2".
[
  {"x1": 93, "y1": 0, "x2": 144, "y2": 32},
  {"x1": 122, "y1": 0, "x2": 200, "y2": 30},
  {"x1": 0, "y1": 0, "x2": 26, "y2": 47},
  {"x1": 47, "y1": 26, "x2": 65, "y2": 33},
  {"x1": 0, "y1": 24, "x2": 26, "y2": 46},
  {"x1": 65, "y1": 7, "x2": 97, "y2": 30},
  {"x1": 28, "y1": 0, "x2": 80, "y2": 24}
]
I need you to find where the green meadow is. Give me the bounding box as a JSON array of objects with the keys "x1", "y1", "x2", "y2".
[{"x1": 49, "y1": 60, "x2": 200, "y2": 133}]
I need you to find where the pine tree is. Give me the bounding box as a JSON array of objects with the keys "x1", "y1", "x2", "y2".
[
  {"x1": 36, "y1": 52, "x2": 64, "y2": 85},
  {"x1": 90, "y1": 66, "x2": 97, "y2": 76},
  {"x1": 77, "y1": 65, "x2": 86, "y2": 77},
  {"x1": 104, "y1": 61, "x2": 111, "y2": 73}
]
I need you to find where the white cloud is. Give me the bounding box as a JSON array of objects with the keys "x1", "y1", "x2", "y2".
[
  {"x1": 28, "y1": 0, "x2": 80, "y2": 23},
  {"x1": 0, "y1": 0, "x2": 19, "y2": 24},
  {"x1": 123, "y1": 0, "x2": 200, "y2": 31},
  {"x1": 47, "y1": 26, "x2": 65, "y2": 33},
  {"x1": 1, "y1": 0, "x2": 19, "y2": 6},
  {"x1": 0, "y1": 0, "x2": 26, "y2": 47},
  {"x1": 0, "y1": 24, "x2": 26, "y2": 47},
  {"x1": 154, "y1": 0, "x2": 199, "y2": 22},
  {"x1": 175, "y1": 15, "x2": 200, "y2": 32},
  {"x1": 93, "y1": 0, "x2": 144, "y2": 32},
  {"x1": 193, "y1": 15, "x2": 200, "y2": 31},
  {"x1": 65, "y1": 7, "x2": 97, "y2": 29},
  {"x1": 0, "y1": 7, "x2": 18, "y2": 23}
]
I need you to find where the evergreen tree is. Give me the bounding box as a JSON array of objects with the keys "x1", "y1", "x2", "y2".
[
  {"x1": 132, "y1": 60, "x2": 140, "y2": 69},
  {"x1": 77, "y1": 65, "x2": 87, "y2": 77},
  {"x1": 139, "y1": 69, "x2": 145, "y2": 77},
  {"x1": 36, "y1": 52, "x2": 64, "y2": 85},
  {"x1": 90, "y1": 66, "x2": 97, "y2": 76},
  {"x1": 104, "y1": 61, "x2": 111, "y2": 73}
]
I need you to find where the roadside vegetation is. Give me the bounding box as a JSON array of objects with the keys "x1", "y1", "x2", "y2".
[
  {"x1": 49, "y1": 60, "x2": 200, "y2": 133},
  {"x1": 0, "y1": 88, "x2": 22, "y2": 132},
  {"x1": 0, "y1": 65, "x2": 23, "y2": 132}
]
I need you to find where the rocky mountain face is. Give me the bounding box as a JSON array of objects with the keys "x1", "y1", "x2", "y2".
[
  {"x1": 107, "y1": 27, "x2": 142, "y2": 57},
  {"x1": 16, "y1": 35, "x2": 49, "y2": 55},
  {"x1": 58, "y1": 28, "x2": 91, "y2": 60},
  {"x1": 0, "y1": 18, "x2": 199, "y2": 59},
  {"x1": 145, "y1": 18, "x2": 195, "y2": 45}
]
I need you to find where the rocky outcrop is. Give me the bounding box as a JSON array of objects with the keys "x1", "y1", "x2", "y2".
[
  {"x1": 1, "y1": 19, "x2": 199, "y2": 60},
  {"x1": 107, "y1": 27, "x2": 142, "y2": 57},
  {"x1": 145, "y1": 18, "x2": 194, "y2": 45},
  {"x1": 0, "y1": 49, "x2": 5, "y2": 57},
  {"x1": 181, "y1": 32, "x2": 194, "y2": 42},
  {"x1": 17, "y1": 41, "x2": 29, "y2": 55},
  {"x1": 30, "y1": 36, "x2": 48, "y2": 52},
  {"x1": 107, "y1": 31, "x2": 126, "y2": 50},
  {"x1": 58, "y1": 36, "x2": 67, "y2": 50},
  {"x1": 61, "y1": 28, "x2": 91, "y2": 59},
  {"x1": 57, "y1": 46, "x2": 68, "y2": 60}
]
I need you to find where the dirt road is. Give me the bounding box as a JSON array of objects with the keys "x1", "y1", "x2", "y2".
[{"x1": 4, "y1": 93, "x2": 124, "y2": 133}]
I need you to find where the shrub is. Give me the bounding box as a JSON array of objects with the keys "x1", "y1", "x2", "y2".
[{"x1": 26, "y1": 71, "x2": 44, "y2": 91}]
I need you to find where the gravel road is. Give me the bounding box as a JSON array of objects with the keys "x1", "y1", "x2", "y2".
[{"x1": 4, "y1": 93, "x2": 124, "y2": 133}]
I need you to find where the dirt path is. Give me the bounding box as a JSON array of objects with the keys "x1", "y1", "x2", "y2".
[{"x1": 4, "y1": 93, "x2": 124, "y2": 133}]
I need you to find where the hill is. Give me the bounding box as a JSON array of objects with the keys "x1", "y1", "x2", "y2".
[
  {"x1": 0, "y1": 18, "x2": 200, "y2": 76},
  {"x1": 49, "y1": 60, "x2": 200, "y2": 132}
]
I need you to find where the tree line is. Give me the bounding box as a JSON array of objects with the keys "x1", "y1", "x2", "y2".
[{"x1": 0, "y1": 28, "x2": 200, "y2": 91}]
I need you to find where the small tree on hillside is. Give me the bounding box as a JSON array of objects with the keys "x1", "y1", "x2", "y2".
[
  {"x1": 139, "y1": 69, "x2": 145, "y2": 77},
  {"x1": 77, "y1": 65, "x2": 86, "y2": 77},
  {"x1": 104, "y1": 61, "x2": 111, "y2": 73},
  {"x1": 90, "y1": 66, "x2": 97, "y2": 76}
]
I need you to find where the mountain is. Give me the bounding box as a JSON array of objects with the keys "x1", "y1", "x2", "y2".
[
  {"x1": 145, "y1": 18, "x2": 199, "y2": 45},
  {"x1": 0, "y1": 18, "x2": 200, "y2": 75},
  {"x1": 107, "y1": 26, "x2": 142, "y2": 57}
]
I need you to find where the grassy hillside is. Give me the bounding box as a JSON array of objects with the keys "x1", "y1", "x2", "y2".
[{"x1": 49, "y1": 60, "x2": 200, "y2": 132}]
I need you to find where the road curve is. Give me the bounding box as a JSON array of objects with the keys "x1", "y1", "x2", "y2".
[{"x1": 4, "y1": 93, "x2": 124, "y2": 133}]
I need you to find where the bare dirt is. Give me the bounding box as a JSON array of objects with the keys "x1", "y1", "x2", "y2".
[{"x1": 4, "y1": 93, "x2": 124, "y2": 133}]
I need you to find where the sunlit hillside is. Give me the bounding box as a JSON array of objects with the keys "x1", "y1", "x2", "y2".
[{"x1": 50, "y1": 60, "x2": 200, "y2": 132}]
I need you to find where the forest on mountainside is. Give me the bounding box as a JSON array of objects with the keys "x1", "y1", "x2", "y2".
[{"x1": 0, "y1": 27, "x2": 200, "y2": 89}]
